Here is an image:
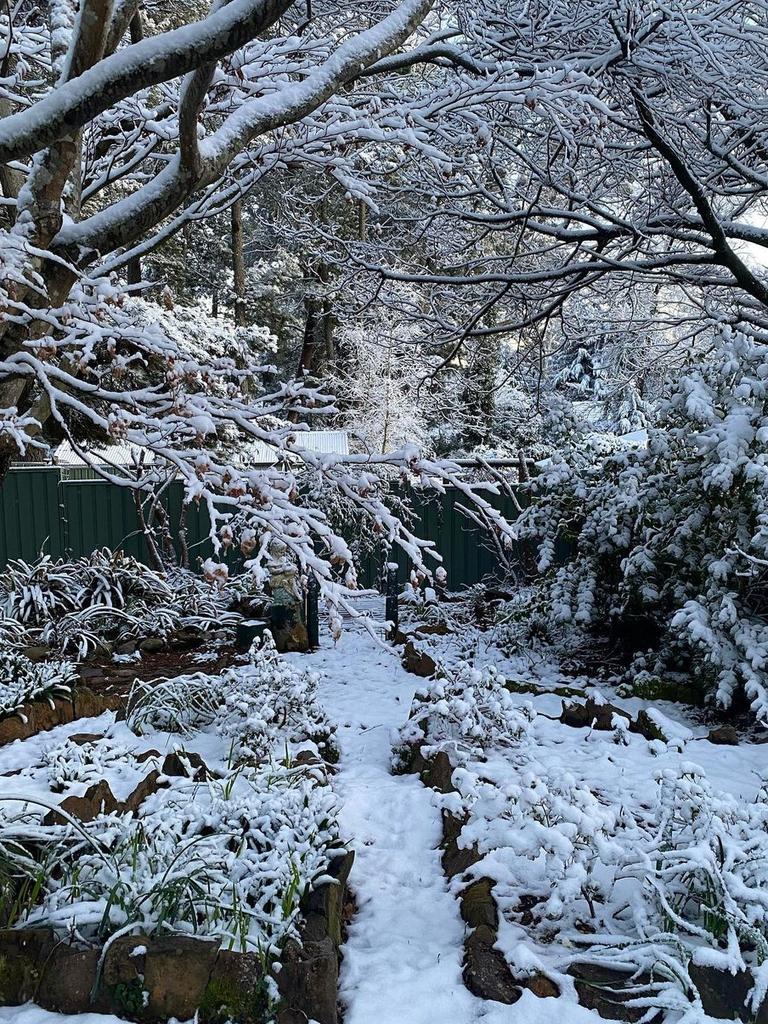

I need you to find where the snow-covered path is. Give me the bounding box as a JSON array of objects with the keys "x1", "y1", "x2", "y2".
[{"x1": 298, "y1": 619, "x2": 601, "y2": 1024}]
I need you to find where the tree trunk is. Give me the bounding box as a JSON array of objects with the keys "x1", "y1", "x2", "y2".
[{"x1": 231, "y1": 198, "x2": 246, "y2": 327}]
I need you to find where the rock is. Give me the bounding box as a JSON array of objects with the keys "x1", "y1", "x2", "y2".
[
  {"x1": 689, "y1": 963, "x2": 768, "y2": 1022},
  {"x1": 303, "y1": 849, "x2": 355, "y2": 949},
  {"x1": 420, "y1": 750, "x2": 455, "y2": 794},
  {"x1": 275, "y1": 936, "x2": 338, "y2": 1024},
  {"x1": 113, "y1": 640, "x2": 138, "y2": 656},
  {"x1": 161, "y1": 750, "x2": 212, "y2": 781},
  {"x1": 569, "y1": 963, "x2": 650, "y2": 1022},
  {"x1": 169, "y1": 628, "x2": 203, "y2": 651},
  {"x1": 73, "y1": 687, "x2": 124, "y2": 719},
  {"x1": 202, "y1": 949, "x2": 270, "y2": 1024},
  {"x1": 45, "y1": 780, "x2": 121, "y2": 824},
  {"x1": 0, "y1": 928, "x2": 55, "y2": 1004},
  {"x1": 143, "y1": 935, "x2": 221, "y2": 1021},
  {"x1": 135, "y1": 748, "x2": 161, "y2": 763},
  {"x1": 140, "y1": 637, "x2": 166, "y2": 654},
  {"x1": 442, "y1": 811, "x2": 481, "y2": 878},
  {"x1": 402, "y1": 640, "x2": 437, "y2": 678},
  {"x1": 632, "y1": 709, "x2": 669, "y2": 743},
  {"x1": 67, "y1": 733, "x2": 104, "y2": 746},
  {"x1": 124, "y1": 770, "x2": 168, "y2": 813},
  {"x1": 707, "y1": 725, "x2": 740, "y2": 746},
  {"x1": 413, "y1": 622, "x2": 451, "y2": 637},
  {"x1": 36, "y1": 944, "x2": 101, "y2": 1014},
  {"x1": 561, "y1": 697, "x2": 631, "y2": 732},
  {"x1": 463, "y1": 926, "x2": 521, "y2": 1004},
  {"x1": 524, "y1": 972, "x2": 560, "y2": 999},
  {"x1": 0, "y1": 696, "x2": 74, "y2": 746},
  {"x1": 460, "y1": 878, "x2": 498, "y2": 930},
  {"x1": 22, "y1": 645, "x2": 52, "y2": 663}
]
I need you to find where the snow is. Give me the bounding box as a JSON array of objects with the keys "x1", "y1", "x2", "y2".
[
  {"x1": 292, "y1": 607, "x2": 602, "y2": 1024},
  {"x1": 2, "y1": 596, "x2": 764, "y2": 1024}
]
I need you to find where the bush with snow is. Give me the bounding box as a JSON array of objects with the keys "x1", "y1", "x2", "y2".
[
  {"x1": 0, "y1": 652, "x2": 77, "y2": 717},
  {"x1": 393, "y1": 660, "x2": 534, "y2": 769},
  {"x1": 0, "y1": 550, "x2": 240, "y2": 659},
  {"x1": 2, "y1": 762, "x2": 341, "y2": 955},
  {"x1": 515, "y1": 326, "x2": 768, "y2": 723},
  {"x1": 128, "y1": 633, "x2": 338, "y2": 764}
]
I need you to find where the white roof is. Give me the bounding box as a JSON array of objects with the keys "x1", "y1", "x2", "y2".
[
  {"x1": 54, "y1": 441, "x2": 155, "y2": 468},
  {"x1": 55, "y1": 431, "x2": 349, "y2": 471},
  {"x1": 239, "y1": 430, "x2": 349, "y2": 466}
]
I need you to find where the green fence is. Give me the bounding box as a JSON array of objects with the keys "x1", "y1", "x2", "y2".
[
  {"x1": 0, "y1": 469, "x2": 530, "y2": 591},
  {"x1": 0, "y1": 469, "x2": 216, "y2": 568}
]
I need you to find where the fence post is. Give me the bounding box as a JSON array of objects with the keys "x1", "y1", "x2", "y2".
[
  {"x1": 385, "y1": 562, "x2": 399, "y2": 639},
  {"x1": 306, "y1": 572, "x2": 319, "y2": 649}
]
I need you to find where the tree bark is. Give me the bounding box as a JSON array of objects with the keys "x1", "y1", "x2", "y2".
[{"x1": 231, "y1": 198, "x2": 247, "y2": 326}]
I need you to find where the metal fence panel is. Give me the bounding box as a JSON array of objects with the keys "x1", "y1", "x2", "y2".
[{"x1": 1, "y1": 470, "x2": 531, "y2": 590}]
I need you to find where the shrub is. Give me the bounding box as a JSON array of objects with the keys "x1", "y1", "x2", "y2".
[{"x1": 515, "y1": 327, "x2": 768, "y2": 722}]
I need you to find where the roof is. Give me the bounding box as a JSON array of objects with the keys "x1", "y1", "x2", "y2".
[
  {"x1": 238, "y1": 430, "x2": 350, "y2": 466},
  {"x1": 54, "y1": 431, "x2": 349, "y2": 471},
  {"x1": 53, "y1": 441, "x2": 155, "y2": 469}
]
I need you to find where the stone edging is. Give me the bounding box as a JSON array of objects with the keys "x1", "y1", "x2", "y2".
[
  {"x1": 0, "y1": 849, "x2": 354, "y2": 1024},
  {"x1": 396, "y1": 745, "x2": 559, "y2": 1005},
  {"x1": 0, "y1": 687, "x2": 125, "y2": 747}
]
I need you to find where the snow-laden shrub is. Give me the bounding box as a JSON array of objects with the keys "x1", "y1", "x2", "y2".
[
  {"x1": 215, "y1": 636, "x2": 337, "y2": 765},
  {"x1": 3, "y1": 763, "x2": 341, "y2": 954},
  {"x1": 0, "y1": 550, "x2": 239, "y2": 659},
  {"x1": 457, "y1": 765, "x2": 622, "y2": 929},
  {"x1": 592, "y1": 764, "x2": 768, "y2": 1015},
  {"x1": 0, "y1": 652, "x2": 77, "y2": 717},
  {"x1": 393, "y1": 660, "x2": 534, "y2": 768},
  {"x1": 516, "y1": 326, "x2": 768, "y2": 722},
  {"x1": 23, "y1": 737, "x2": 143, "y2": 792},
  {"x1": 128, "y1": 634, "x2": 337, "y2": 763}
]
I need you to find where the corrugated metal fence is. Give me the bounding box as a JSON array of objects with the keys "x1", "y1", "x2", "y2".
[{"x1": 0, "y1": 469, "x2": 529, "y2": 590}]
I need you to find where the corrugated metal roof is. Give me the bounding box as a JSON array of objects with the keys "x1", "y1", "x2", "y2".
[
  {"x1": 54, "y1": 431, "x2": 349, "y2": 471},
  {"x1": 239, "y1": 431, "x2": 349, "y2": 466},
  {"x1": 53, "y1": 441, "x2": 155, "y2": 468}
]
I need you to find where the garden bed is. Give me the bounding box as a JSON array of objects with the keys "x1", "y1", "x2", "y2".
[{"x1": 0, "y1": 637, "x2": 349, "y2": 1023}]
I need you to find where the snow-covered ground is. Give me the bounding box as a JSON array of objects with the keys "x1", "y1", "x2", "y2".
[{"x1": 3, "y1": 598, "x2": 766, "y2": 1023}]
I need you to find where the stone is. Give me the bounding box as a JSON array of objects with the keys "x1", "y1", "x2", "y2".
[
  {"x1": 140, "y1": 637, "x2": 166, "y2": 654},
  {"x1": 524, "y1": 972, "x2": 560, "y2": 999},
  {"x1": 632, "y1": 709, "x2": 669, "y2": 743},
  {"x1": 462, "y1": 926, "x2": 521, "y2": 1004},
  {"x1": 143, "y1": 935, "x2": 221, "y2": 1020},
  {"x1": 460, "y1": 878, "x2": 498, "y2": 930},
  {"x1": 569, "y1": 963, "x2": 651, "y2": 1022},
  {"x1": 169, "y1": 628, "x2": 203, "y2": 651},
  {"x1": 124, "y1": 769, "x2": 168, "y2": 813},
  {"x1": 0, "y1": 696, "x2": 74, "y2": 746},
  {"x1": 161, "y1": 750, "x2": 212, "y2": 781},
  {"x1": 689, "y1": 963, "x2": 768, "y2": 1022},
  {"x1": 36, "y1": 944, "x2": 101, "y2": 1014},
  {"x1": 67, "y1": 732, "x2": 104, "y2": 746},
  {"x1": 73, "y1": 687, "x2": 125, "y2": 719},
  {"x1": 275, "y1": 935, "x2": 338, "y2": 1024},
  {"x1": 0, "y1": 928, "x2": 55, "y2": 1004},
  {"x1": 420, "y1": 750, "x2": 455, "y2": 794},
  {"x1": 202, "y1": 949, "x2": 270, "y2": 1024},
  {"x1": 22, "y1": 645, "x2": 52, "y2": 662},
  {"x1": 402, "y1": 640, "x2": 437, "y2": 678},
  {"x1": 113, "y1": 640, "x2": 138, "y2": 656},
  {"x1": 45, "y1": 780, "x2": 121, "y2": 824},
  {"x1": 303, "y1": 850, "x2": 355, "y2": 949},
  {"x1": 560, "y1": 697, "x2": 631, "y2": 732},
  {"x1": 707, "y1": 725, "x2": 740, "y2": 745},
  {"x1": 442, "y1": 811, "x2": 481, "y2": 878},
  {"x1": 412, "y1": 622, "x2": 451, "y2": 637},
  {"x1": 135, "y1": 748, "x2": 161, "y2": 763}
]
